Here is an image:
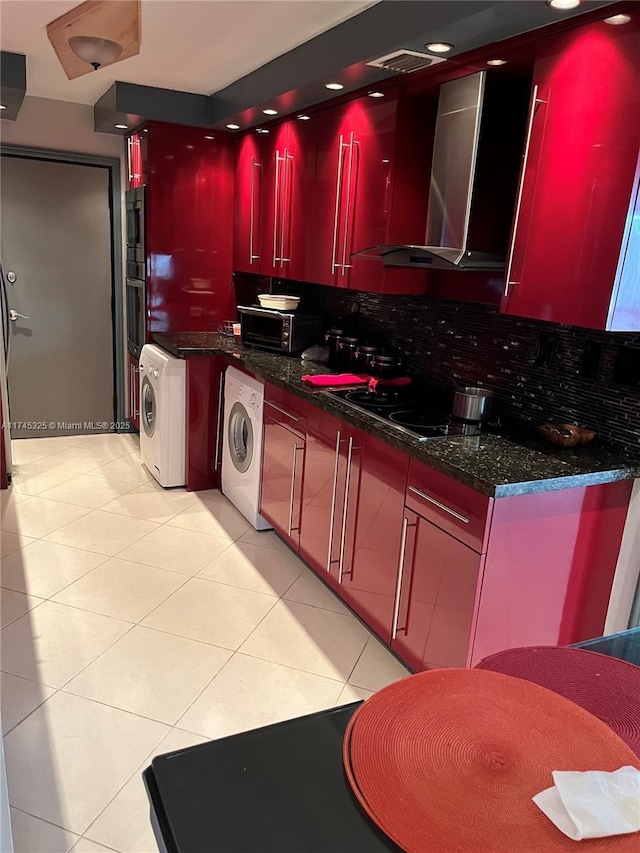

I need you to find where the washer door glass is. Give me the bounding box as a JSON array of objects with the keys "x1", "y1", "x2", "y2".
[
  {"x1": 228, "y1": 401, "x2": 254, "y2": 474},
  {"x1": 141, "y1": 376, "x2": 156, "y2": 438}
]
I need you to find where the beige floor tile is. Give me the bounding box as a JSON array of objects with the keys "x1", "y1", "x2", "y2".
[
  {"x1": 142, "y1": 578, "x2": 276, "y2": 649},
  {"x1": 335, "y1": 683, "x2": 375, "y2": 705},
  {"x1": 179, "y1": 653, "x2": 343, "y2": 740},
  {"x1": 1, "y1": 496, "x2": 90, "y2": 538},
  {"x1": 22, "y1": 435, "x2": 87, "y2": 451},
  {"x1": 166, "y1": 499, "x2": 250, "y2": 541},
  {"x1": 86, "y1": 728, "x2": 206, "y2": 853},
  {"x1": 38, "y1": 448, "x2": 119, "y2": 474},
  {"x1": 89, "y1": 456, "x2": 154, "y2": 486},
  {"x1": 45, "y1": 510, "x2": 159, "y2": 557},
  {"x1": 0, "y1": 487, "x2": 28, "y2": 513},
  {"x1": 11, "y1": 463, "x2": 78, "y2": 496},
  {"x1": 52, "y1": 558, "x2": 187, "y2": 622},
  {"x1": 1, "y1": 672, "x2": 56, "y2": 734},
  {"x1": 240, "y1": 599, "x2": 370, "y2": 681},
  {"x1": 10, "y1": 440, "x2": 64, "y2": 465},
  {"x1": 237, "y1": 527, "x2": 284, "y2": 550},
  {"x1": 65, "y1": 625, "x2": 232, "y2": 724},
  {"x1": 193, "y1": 488, "x2": 226, "y2": 503},
  {"x1": 1, "y1": 540, "x2": 108, "y2": 598},
  {"x1": 69, "y1": 838, "x2": 117, "y2": 852},
  {"x1": 348, "y1": 634, "x2": 410, "y2": 692},
  {"x1": 38, "y1": 474, "x2": 137, "y2": 509},
  {"x1": 100, "y1": 486, "x2": 198, "y2": 524},
  {"x1": 283, "y1": 569, "x2": 350, "y2": 614},
  {"x1": 10, "y1": 808, "x2": 79, "y2": 853},
  {"x1": 74, "y1": 433, "x2": 134, "y2": 454},
  {"x1": 1, "y1": 588, "x2": 44, "y2": 628},
  {"x1": 198, "y1": 540, "x2": 304, "y2": 597},
  {"x1": 0, "y1": 531, "x2": 34, "y2": 558},
  {"x1": 3, "y1": 691, "x2": 168, "y2": 835},
  {"x1": 118, "y1": 525, "x2": 230, "y2": 575},
  {"x1": 1, "y1": 600, "x2": 132, "y2": 687}
]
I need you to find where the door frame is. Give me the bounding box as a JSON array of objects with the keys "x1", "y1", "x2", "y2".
[{"x1": 0, "y1": 144, "x2": 126, "y2": 426}]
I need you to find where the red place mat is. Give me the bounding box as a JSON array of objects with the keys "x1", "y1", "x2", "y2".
[
  {"x1": 343, "y1": 669, "x2": 640, "y2": 853},
  {"x1": 475, "y1": 646, "x2": 640, "y2": 758}
]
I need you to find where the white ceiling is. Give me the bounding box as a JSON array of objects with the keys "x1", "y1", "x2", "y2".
[{"x1": 0, "y1": 0, "x2": 376, "y2": 105}]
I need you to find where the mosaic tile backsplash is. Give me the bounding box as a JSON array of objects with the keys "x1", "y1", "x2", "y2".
[{"x1": 235, "y1": 273, "x2": 640, "y2": 456}]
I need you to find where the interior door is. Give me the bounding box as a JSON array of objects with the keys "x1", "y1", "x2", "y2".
[{"x1": 0, "y1": 155, "x2": 114, "y2": 438}]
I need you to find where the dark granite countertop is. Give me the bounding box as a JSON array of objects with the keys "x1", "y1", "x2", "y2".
[{"x1": 152, "y1": 332, "x2": 640, "y2": 498}]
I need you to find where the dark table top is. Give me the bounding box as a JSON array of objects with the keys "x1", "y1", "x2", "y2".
[{"x1": 151, "y1": 332, "x2": 640, "y2": 499}]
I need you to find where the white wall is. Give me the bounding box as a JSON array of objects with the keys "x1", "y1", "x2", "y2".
[{"x1": 0, "y1": 96, "x2": 122, "y2": 160}]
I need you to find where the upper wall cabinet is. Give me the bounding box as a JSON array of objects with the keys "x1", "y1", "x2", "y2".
[
  {"x1": 233, "y1": 89, "x2": 434, "y2": 294},
  {"x1": 501, "y1": 18, "x2": 640, "y2": 331}
]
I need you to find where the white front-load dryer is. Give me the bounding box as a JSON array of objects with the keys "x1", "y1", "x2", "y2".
[
  {"x1": 221, "y1": 365, "x2": 271, "y2": 530},
  {"x1": 139, "y1": 344, "x2": 186, "y2": 487}
]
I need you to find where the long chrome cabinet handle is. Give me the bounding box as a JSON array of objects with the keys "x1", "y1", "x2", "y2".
[
  {"x1": 273, "y1": 150, "x2": 284, "y2": 266},
  {"x1": 337, "y1": 437, "x2": 357, "y2": 583},
  {"x1": 213, "y1": 377, "x2": 225, "y2": 471},
  {"x1": 280, "y1": 150, "x2": 293, "y2": 264},
  {"x1": 340, "y1": 133, "x2": 357, "y2": 275},
  {"x1": 288, "y1": 443, "x2": 303, "y2": 535},
  {"x1": 129, "y1": 364, "x2": 134, "y2": 418},
  {"x1": 249, "y1": 158, "x2": 261, "y2": 263},
  {"x1": 264, "y1": 399, "x2": 300, "y2": 422},
  {"x1": 504, "y1": 84, "x2": 544, "y2": 297},
  {"x1": 326, "y1": 430, "x2": 342, "y2": 572},
  {"x1": 391, "y1": 516, "x2": 414, "y2": 639},
  {"x1": 331, "y1": 135, "x2": 349, "y2": 274},
  {"x1": 407, "y1": 485, "x2": 470, "y2": 524}
]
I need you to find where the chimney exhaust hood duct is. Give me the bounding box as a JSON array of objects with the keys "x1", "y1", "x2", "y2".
[{"x1": 354, "y1": 70, "x2": 531, "y2": 271}]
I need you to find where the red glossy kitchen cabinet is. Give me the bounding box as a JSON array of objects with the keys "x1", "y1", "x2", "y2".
[
  {"x1": 306, "y1": 89, "x2": 432, "y2": 294},
  {"x1": 391, "y1": 461, "x2": 491, "y2": 670},
  {"x1": 501, "y1": 18, "x2": 640, "y2": 330},
  {"x1": 127, "y1": 132, "x2": 147, "y2": 189},
  {"x1": 260, "y1": 385, "x2": 306, "y2": 549},
  {"x1": 127, "y1": 352, "x2": 140, "y2": 432},
  {"x1": 184, "y1": 356, "x2": 225, "y2": 492},
  {"x1": 257, "y1": 119, "x2": 314, "y2": 281},
  {"x1": 145, "y1": 122, "x2": 236, "y2": 334},
  {"x1": 234, "y1": 132, "x2": 263, "y2": 274}
]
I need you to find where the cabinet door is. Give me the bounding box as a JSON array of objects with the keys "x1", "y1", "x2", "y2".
[
  {"x1": 233, "y1": 133, "x2": 263, "y2": 274},
  {"x1": 391, "y1": 510, "x2": 485, "y2": 672},
  {"x1": 185, "y1": 356, "x2": 224, "y2": 492},
  {"x1": 340, "y1": 434, "x2": 409, "y2": 641},
  {"x1": 127, "y1": 353, "x2": 140, "y2": 432},
  {"x1": 260, "y1": 395, "x2": 305, "y2": 550},
  {"x1": 501, "y1": 19, "x2": 640, "y2": 329},
  {"x1": 259, "y1": 123, "x2": 289, "y2": 278}
]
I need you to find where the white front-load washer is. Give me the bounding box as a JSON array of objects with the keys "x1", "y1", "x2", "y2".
[
  {"x1": 139, "y1": 344, "x2": 186, "y2": 487},
  {"x1": 221, "y1": 365, "x2": 271, "y2": 530}
]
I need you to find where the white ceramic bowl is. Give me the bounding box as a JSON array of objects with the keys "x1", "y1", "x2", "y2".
[{"x1": 257, "y1": 294, "x2": 301, "y2": 311}]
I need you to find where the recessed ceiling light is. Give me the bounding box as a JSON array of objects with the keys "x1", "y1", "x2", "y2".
[
  {"x1": 263, "y1": 108, "x2": 278, "y2": 116},
  {"x1": 546, "y1": 0, "x2": 582, "y2": 9},
  {"x1": 186, "y1": 145, "x2": 194, "y2": 150},
  {"x1": 382, "y1": 159, "x2": 390, "y2": 164},
  {"x1": 297, "y1": 114, "x2": 310, "y2": 121},
  {"x1": 425, "y1": 42, "x2": 454, "y2": 53},
  {"x1": 114, "y1": 124, "x2": 128, "y2": 129},
  {"x1": 256, "y1": 128, "x2": 270, "y2": 134},
  {"x1": 325, "y1": 83, "x2": 344, "y2": 90},
  {"x1": 142, "y1": 128, "x2": 148, "y2": 132},
  {"x1": 368, "y1": 92, "x2": 385, "y2": 98},
  {"x1": 204, "y1": 135, "x2": 214, "y2": 140},
  {"x1": 604, "y1": 13, "x2": 631, "y2": 24},
  {"x1": 0, "y1": 105, "x2": 6, "y2": 110},
  {"x1": 487, "y1": 59, "x2": 507, "y2": 66},
  {"x1": 226, "y1": 124, "x2": 240, "y2": 130}
]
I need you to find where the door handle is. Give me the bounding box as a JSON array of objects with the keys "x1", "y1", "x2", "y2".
[
  {"x1": 214, "y1": 377, "x2": 225, "y2": 471},
  {"x1": 133, "y1": 366, "x2": 140, "y2": 418},
  {"x1": 9, "y1": 310, "x2": 30, "y2": 321},
  {"x1": 331, "y1": 135, "x2": 350, "y2": 274},
  {"x1": 391, "y1": 516, "x2": 417, "y2": 639},
  {"x1": 340, "y1": 133, "x2": 357, "y2": 276},
  {"x1": 250, "y1": 157, "x2": 261, "y2": 263},
  {"x1": 288, "y1": 443, "x2": 304, "y2": 536},
  {"x1": 326, "y1": 431, "x2": 343, "y2": 572},
  {"x1": 337, "y1": 437, "x2": 360, "y2": 584},
  {"x1": 504, "y1": 84, "x2": 546, "y2": 297}
]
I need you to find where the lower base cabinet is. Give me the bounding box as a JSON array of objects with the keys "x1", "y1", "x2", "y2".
[
  {"x1": 259, "y1": 384, "x2": 633, "y2": 671},
  {"x1": 184, "y1": 356, "x2": 225, "y2": 492}
]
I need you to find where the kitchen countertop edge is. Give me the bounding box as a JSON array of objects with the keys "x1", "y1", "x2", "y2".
[{"x1": 151, "y1": 333, "x2": 640, "y2": 499}]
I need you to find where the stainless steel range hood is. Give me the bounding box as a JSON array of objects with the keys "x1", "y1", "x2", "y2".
[{"x1": 354, "y1": 70, "x2": 530, "y2": 272}]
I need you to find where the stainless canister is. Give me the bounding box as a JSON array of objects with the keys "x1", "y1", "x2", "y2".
[{"x1": 452, "y1": 386, "x2": 494, "y2": 422}]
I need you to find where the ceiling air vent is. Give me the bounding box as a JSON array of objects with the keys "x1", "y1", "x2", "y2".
[{"x1": 366, "y1": 49, "x2": 447, "y2": 74}]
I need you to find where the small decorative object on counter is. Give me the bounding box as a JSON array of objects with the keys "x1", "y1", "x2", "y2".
[
  {"x1": 325, "y1": 328, "x2": 344, "y2": 371},
  {"x1": 216, "y1": 320, "x2": 236, "y2": 337},
  {"x1": 337, "y1": 336, "x2": 359, "y2": 372},
  {"x1": 373, "y1": 354, "x2": 400, "y2": 380},
  {"x1": 354, "y1": 345, "x2": 378, "y2": 374},
  {"x1": 538, "y1": 423, "x2": 597, "y2": 447}
]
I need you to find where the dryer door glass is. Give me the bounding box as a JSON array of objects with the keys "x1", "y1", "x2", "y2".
[
  {"x1": 141, "y1": 376, "x2": 156, "y2": 438},
  {"x1": 228, "y1": 401, "x2": 254, "y2": 473}
]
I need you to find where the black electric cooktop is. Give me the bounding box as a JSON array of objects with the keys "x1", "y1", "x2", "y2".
[{"x1": 327, "y1": 387, "x2": 484, "y2": 441}]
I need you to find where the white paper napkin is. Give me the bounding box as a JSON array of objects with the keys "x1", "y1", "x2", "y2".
[{"x1": 533, "y1": 766, "x2": 640, "y2": 841}]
